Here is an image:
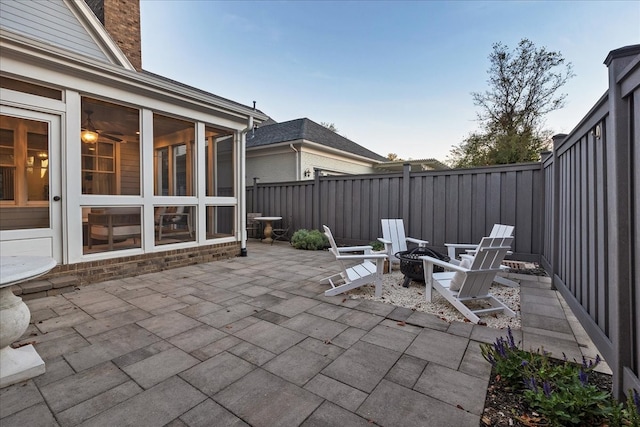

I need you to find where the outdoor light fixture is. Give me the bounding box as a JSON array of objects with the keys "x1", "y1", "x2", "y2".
[
  {"x1": 304, "y1": 168, "x2": 311, "y2": 178},
  {"x1": 592, "y1": 124, "x2": 602, "y2": 139},
  {"x1": 81, "y1": 110, "x2": 99, "y2": 143}
]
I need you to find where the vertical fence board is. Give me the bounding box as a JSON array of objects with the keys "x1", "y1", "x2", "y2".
[
  {"x1": 516, "y1": 170, "x2": 533, "y2": 254},
  {"x1": 459, "y1": 174, "x2": 473, "y2": 243},
  {"x1": 587, "y1": 133, "x2": 597, "y2": 318},
  {"x1": 473, "y1": 173, "x2": 487, "y2": 243}
]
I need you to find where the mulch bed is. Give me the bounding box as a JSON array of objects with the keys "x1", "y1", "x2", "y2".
[{"x1": 481, "y1": 365, "x2": 613, "y2": 426}]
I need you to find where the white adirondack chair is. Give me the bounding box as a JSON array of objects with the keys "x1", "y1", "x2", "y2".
[
  {"x1": 444, "y1": 224, "x2": 514, "y2": 260},
  {"x1": 321, "y1": 225, "x2": 388, "y2": 297},
  {"x1": 444, "y1": 224, "x2": 517, "y2": 288},
  {"x1": 420, "y1": 236, "x2": 517, "y2": 324},
  {"x1": 378, "y1": 219, "x2": 429, "y2": 270}
]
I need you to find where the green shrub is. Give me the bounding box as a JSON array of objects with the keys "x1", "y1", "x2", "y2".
[
  {"x1": 291, "y1": 229, "x2": 328, "y2": 250},
  {"x1": 369, "y1": 241, "x2": 385, "y2": 251}
]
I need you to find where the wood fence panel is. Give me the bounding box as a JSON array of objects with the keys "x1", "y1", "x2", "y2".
[
  {"x1": 459, "y1": 174, "x2": 473, "y2": 243},
  {"x1": 472, "y1": 173, "x2": 487, "y2": 243},
  {"x1": 445, "y1": 174, "x2": 459, "y2": 245},
  {"x1": 595, "y1": 123, "x2": 608, "y2": 336},
  {"x1": 515, "y1": 169, "x2": 533, "y2": 253}
]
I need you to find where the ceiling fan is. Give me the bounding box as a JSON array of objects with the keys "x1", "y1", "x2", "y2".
[{"x1": 81, "y1": 110, "x2": 124, "y2": 143}]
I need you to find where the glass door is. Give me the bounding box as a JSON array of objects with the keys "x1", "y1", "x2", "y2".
[{"x1": 0, "y1": 107, "x2": 61, "y2": 262}]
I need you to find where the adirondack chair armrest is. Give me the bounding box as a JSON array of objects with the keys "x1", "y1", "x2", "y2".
[
  {"x1": 335, "y1": 253, "x2": 388, "y2": 260},
  {"x1": 444, "y1": 243, "x2": 477, "y2": 249},
  {"x1": 420, "y1": 255, "x2": 467, "y2": 272},
  {"x1": 377, "y1": 238, "x2": 393, "y2": 255},
  {"x1": 336, "y1": 252, "x2": 389, "y2": 259},
  {"x1": 406, "y1": 237, "x2": 429, "y2": 246},
  {"x1": 336, "y1": 245, "x2": 375, "y2": 254},
  {"x1": 444, "y1": 243, "x2": 477, "y2": 259}
]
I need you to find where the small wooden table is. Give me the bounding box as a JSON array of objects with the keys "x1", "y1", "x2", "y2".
[
  {"x1": 0, "y1": 256, "x2": 56, "y2": 388},
  {"x1": 255, "y1": 216, "x2": 282, "y2": 243}
]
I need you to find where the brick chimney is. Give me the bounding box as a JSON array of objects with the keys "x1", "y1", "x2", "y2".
[{"x1": 85, "y1": 0, "x2": 142, "y2": 71}]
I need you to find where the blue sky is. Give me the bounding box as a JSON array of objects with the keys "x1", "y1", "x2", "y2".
[{"x1": 140, "y1": 1, "x2": 639, "y2": 161}]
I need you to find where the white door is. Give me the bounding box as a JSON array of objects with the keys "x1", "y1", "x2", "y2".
[{"x1": 0, "y1": 107, "x2": 62, "y2": 262}]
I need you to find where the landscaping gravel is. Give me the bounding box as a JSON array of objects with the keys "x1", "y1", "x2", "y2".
[{"x1": 346, "y1": 271, "x2": 522, "y2": 329}]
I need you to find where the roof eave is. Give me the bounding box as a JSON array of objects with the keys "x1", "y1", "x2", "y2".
[
  {"x1": 303, "y1": 140, "x2": 384, "y2": 163},
  {"x1": 0, "y1": 30, "x2": 268, "y2": 121},
  {"x1": 247, "y1": 139, "x2": 383, "y2": 164}
]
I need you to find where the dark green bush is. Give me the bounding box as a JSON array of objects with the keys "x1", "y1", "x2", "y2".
[
  {"x1": 291, "y1": 229, "x2": 328, "y2": 250},
  {"x1": 369, "y1": 241, "x2": 385, "y2": 251}
]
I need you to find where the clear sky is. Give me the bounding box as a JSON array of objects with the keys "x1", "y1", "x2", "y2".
[{"x1": 140, "y1": 1, "x2": 639, "y2": 162}]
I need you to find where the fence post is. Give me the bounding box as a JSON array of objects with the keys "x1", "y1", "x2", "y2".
[
  {"x1": 604, "y1": 45, "x2": 639, "y2": 399},
  {"x1": 402, "y1": 163, "x2": 411, "y2": 227},
  {"x1": 550, "y1": 135, "x2": 565, "y2": 290},
  {"x1": 252, "y1": 177, "x2": 259, "y2": 214},
  {"x1": 313, "y1": 168, "x2": 321, "y2": 230}
]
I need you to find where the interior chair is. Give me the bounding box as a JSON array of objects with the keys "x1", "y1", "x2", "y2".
[
  {"x1": 321, "y1": 225, "x2": 388, "y2": 297},
  {"x1": 420, "y1": 236, "x2": 517, "y2": 324},
  {"x1": 246, "y1": 212, "x2": 262, "y2": 239},
  {"x1": 270, "y1": 215, "x2": 292, "y2": 244},
  {"x1": 87, "y1": 207, "x2": 141, "y2": 250},
  {"x1": 155, "y1": 206, "x2": 193, "y2": 241},
  {"x1": 377, "y1": 219, "x2": 429, "y2": 270}
]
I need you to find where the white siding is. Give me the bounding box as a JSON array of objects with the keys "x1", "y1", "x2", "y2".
[
  {"x1": 246, "y1": 152, "x2": 296, "y2": 183},
  {"x1": 0, "y1": 0, "x2": 110, "y2": 62},
  {"x1": 301, "y1": 152, "x2": 375, "y2": 177}
]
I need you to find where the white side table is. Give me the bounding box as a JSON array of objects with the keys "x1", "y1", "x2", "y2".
[
  {"x1": 0, "y1": 256, "x2": 56, "y2": 388},
  {"x1": 255, "y1": 216, "x2": 282, "y2": 244}
]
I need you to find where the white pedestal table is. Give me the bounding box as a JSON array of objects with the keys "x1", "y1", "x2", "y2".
[
  {"x1": 0, "y1": 256, "x2": 56, "y2": 388},
  {"x1": 255, "y1": 216, "x2": 282, "y2": 244}
]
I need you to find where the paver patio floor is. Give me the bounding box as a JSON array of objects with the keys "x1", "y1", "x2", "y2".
[{"x1": 0, "y1": 241, "x2": 606, "y2": 426}]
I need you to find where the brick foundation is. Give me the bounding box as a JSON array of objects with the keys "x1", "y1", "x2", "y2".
[{"x1": 13, "y1": 242, "x2": 240, "y2": 299}]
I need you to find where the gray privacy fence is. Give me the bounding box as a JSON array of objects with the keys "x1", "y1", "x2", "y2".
[
  {"x1": 248, "y1": 163, "x2": 543, "y2": 261},
  {"x1": 247, "y1": 45, "x2": 639, "y2": 398},
  {"x1": 541, "y1": 45, "x2": 640, "y2": 399}
]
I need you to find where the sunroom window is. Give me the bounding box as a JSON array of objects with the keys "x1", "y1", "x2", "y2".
[
  {"x1": 205, "y1": 126, "x2": 235, "y2": 197},
  {"x1": 80, "y1": 97, "x2": 140, "y2": 195},
  {"x1": 154, "y1": 114, "x2": 194, "y2": 196}
]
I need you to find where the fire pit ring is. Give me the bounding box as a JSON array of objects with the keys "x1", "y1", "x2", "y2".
[{"x1": 395, "y1": 247, "x2": 450, "y2": 287}]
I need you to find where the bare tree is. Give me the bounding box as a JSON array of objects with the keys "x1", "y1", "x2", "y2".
[{"x1": 448, "y1": 39, "x2": 574, "y2": 168}]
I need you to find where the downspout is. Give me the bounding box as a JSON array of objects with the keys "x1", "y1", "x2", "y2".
[
  {"x1": 290, "y1": 143, "x2": 299, "y2": 180},
  {"x1": 239, "y1": 115, "x2": 254, "y2": 256}
]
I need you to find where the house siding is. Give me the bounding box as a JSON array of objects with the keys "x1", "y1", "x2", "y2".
[
  {"x1": 301, "y1": 151, "x2": 376, "y2": 176},
  {"x1": 246, "y1": 151, "x2": 297, "y2": 183},
  {"x1": 0, "y1": 0, "x2": 110, "y2": 62}
]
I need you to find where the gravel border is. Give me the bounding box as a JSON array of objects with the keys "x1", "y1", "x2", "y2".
[{"x1": 346, "y1": 271, "x2": 521, "y2": 329}]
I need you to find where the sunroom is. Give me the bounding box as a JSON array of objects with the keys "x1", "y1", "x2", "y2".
[{"x1": 0, "y1": 18, "x2": 267, "y2": 279}]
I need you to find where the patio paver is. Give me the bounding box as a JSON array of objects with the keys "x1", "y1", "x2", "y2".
[{"x1": 0, "y1": 241, "x2": 609, "y2": 426}]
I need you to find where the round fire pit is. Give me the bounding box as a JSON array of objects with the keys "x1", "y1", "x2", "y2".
[{"x1": 395, "y1": 248, "x2": 450, "y2": 287}]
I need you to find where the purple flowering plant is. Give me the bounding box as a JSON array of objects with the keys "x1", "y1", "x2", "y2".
[
  {"x1": 480, "y1": 326, "x2": 543, "y2": 389},
  {"x1": 481, "y1": 327, "x2": 638, "y2": 426}
]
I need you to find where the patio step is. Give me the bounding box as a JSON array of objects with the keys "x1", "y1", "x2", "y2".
[{"x1": 11, "y1": 275, "x2": 80, "y2": 300}]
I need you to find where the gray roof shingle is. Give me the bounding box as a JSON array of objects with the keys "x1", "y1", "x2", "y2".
[{"x1": 246, "y1": 118, "x2": 386, "y2": 162}]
